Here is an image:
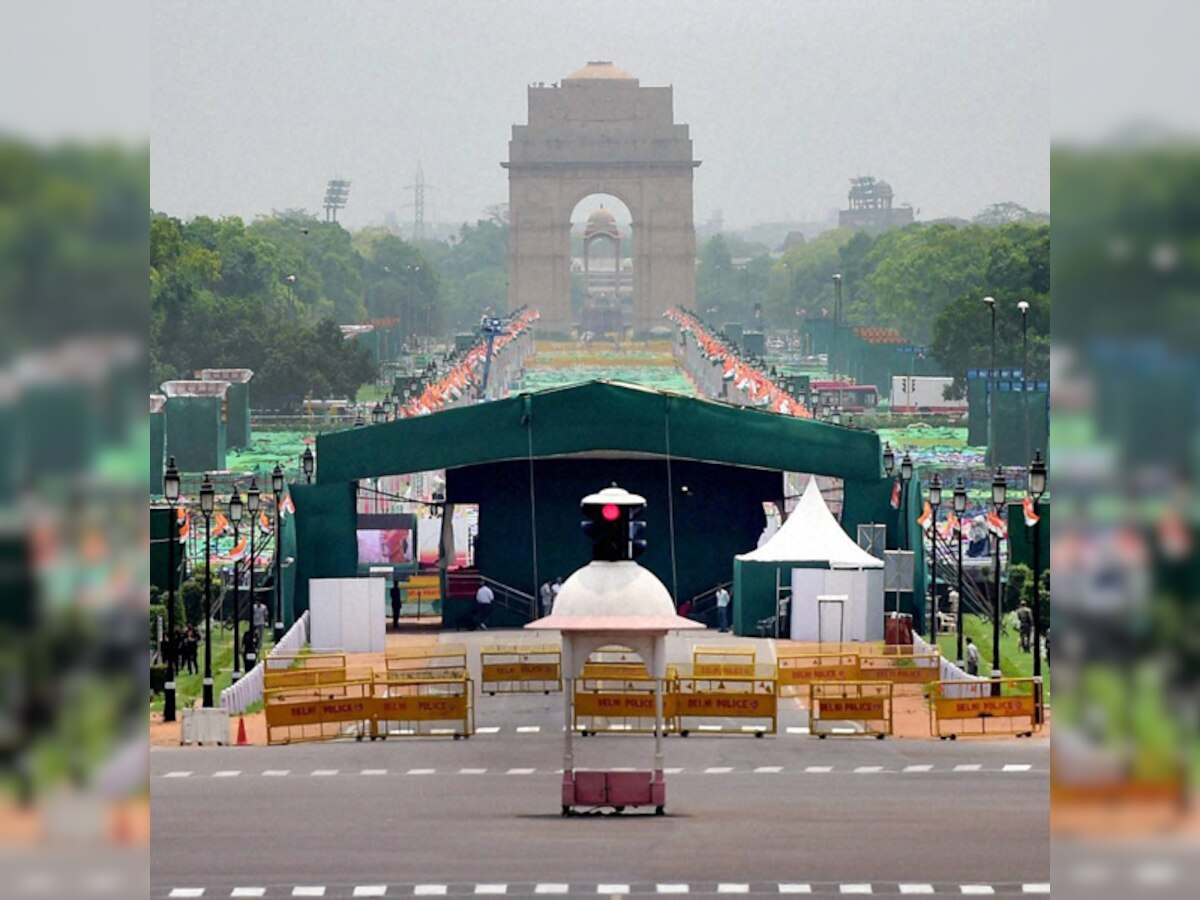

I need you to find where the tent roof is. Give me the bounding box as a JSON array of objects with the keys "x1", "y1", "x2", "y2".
[
  {"x1": 316, "y1": 380, "x2": 882, "y2": 484},
  {"x1": 736, "y1": 479, "x2": 884, "y2": 568}
]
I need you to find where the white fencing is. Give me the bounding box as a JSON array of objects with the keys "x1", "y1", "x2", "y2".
[
  {"x1": 912, "y1": 632, "x2": 987, "y2": 698},
  {"x1": 220, "y1": 611, "x2": 310, "y2": 714}
]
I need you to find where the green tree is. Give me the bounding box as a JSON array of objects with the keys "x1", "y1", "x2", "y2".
[{"x1": 930, "y1": 291, "x2": 1049, "y2": 397}]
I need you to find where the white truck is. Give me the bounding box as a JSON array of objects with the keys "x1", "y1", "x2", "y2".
[{"x1": 889, "y1": 375, "x2": 967, "y2": 414}]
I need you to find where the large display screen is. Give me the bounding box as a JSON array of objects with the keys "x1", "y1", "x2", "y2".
[{"x1": 356, "y1": 514, "x2": 417, "y2": 566}]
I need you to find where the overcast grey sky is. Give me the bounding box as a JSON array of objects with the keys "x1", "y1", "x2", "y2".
[{"x1": 150, "y1": 0, "x2": 1048, "y2": 231}]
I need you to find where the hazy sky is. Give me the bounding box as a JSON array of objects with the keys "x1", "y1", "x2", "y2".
[{"x1": 151, "y1": 1, "x2": 1049, "y2": 231}]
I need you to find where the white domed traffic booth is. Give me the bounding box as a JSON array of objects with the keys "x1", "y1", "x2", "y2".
[{"x1": 527, "y1": 487, "x2": 702, "y2": 816}]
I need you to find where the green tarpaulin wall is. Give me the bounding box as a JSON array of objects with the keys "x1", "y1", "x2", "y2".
[
  {"x1": 165, "y1": 397, "x2": 226, "y2": 473},
  {"x1": 150, "y1": 411, "x2": 164, "y2": 494},
  {"x1": 1007, "y1": 500, "x2": 1049, "y2": 573},
  {"x1": 150, "y1": 506, "x2": 183, "y2": 594},
  {"x1": 306, "y1": 380, "x2": 890, "y2": 633}
]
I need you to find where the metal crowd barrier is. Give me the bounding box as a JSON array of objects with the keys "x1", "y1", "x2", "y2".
[
  {"x1": 480, "y1": 644, "x2": 563, "y2": 695},
  {"x1": 775, "y1": 650, "x2": 861, "y2": 697},
  {"x1": 930, "y1": 677, "x2": 1043, "y2": 739},
  {"x1": 264, "y1": 679, "x2": 373, "y2": 745},
  {"x1": 672, "y1": 664, "x2": 778, "y2": 737},
  {"x1": 858, "y1": 652, "x2": 942, "y2": 687},
  {"x1": 372, "y1": 672, "x2": 474, "y2": 740},
  {"x1": 808, "y1": 681, "x2": 893, "y2": 739}
]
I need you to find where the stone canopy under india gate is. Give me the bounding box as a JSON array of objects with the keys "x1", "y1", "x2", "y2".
[{"x1": 502, "y1": 61, "x2": 700, "y2": 335}]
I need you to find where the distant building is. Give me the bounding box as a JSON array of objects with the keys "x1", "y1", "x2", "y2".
[{"x1": 837, "y1": 176, "x2": 914, "y2": 233}]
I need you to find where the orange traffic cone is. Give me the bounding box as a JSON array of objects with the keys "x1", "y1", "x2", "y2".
[{"x1": 236, "y1": 715, "x2": 249, "y2": 746}]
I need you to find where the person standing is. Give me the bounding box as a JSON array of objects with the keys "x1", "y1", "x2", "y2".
[
  {"x1": 715, "y1": 585, "x2": 731, "y2": 632},
  {"x1": 241, "y1": 626, "x2": 258, "y2": 672},
  {"x1": 965, "y1": 637, "x2": 980, "y2": 676},
  {"x1": 551, "y1": 577, "x2": 563, "y2": 611},
  {"x1": 252, "y1": 598, "x2": 268, "y2": 652},
  {"x1": 183, "y1": 625, "x2": 199, "y2": 675},
  {"x1": 539, "y1": 580, "x2": 553, "y2": 618},
  {"x1": 1017, "y1": 600, "x2": 1033, "y2": 653},
  {"x1": 474, "y1": 581, "x2": 494, "y2": 630},
  {"x1": 390, "y1": 579, "x2": 403, "y2": 629}
]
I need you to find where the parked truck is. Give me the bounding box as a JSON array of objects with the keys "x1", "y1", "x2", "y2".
[{"x1": 889, "y1": 375, "x2": 967, "y2": 414}]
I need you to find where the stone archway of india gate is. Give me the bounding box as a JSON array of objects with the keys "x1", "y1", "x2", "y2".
[{"x1": 503, "y1": 61, "x2": 700, "y2": 335}]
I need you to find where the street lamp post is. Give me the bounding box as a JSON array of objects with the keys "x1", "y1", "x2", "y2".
[
  {"x1": 832, "y1": 273, "x2": 843, "y2": 412},
  {"x1": 371, "y1": 402, "x2": 386, "y2": 425},
  {"x1": 228, "y1": 487, "x2": 243, "y2": 683},
  {"x1": 163, "y1": 457, "x2": 181, "y2": 722},
  {"x1": 983, "y1": 296, "x2": 996, "y2": 464},
  {"x1": 928, "y1": 473, "x2": 942, "y2": 644},
  {"x1": 301, "y1": 446, "x2": 315, "y2": 484},
  {"x1": 953, "y1": 477, "x2": 967, "y2": 667},
  {"x1": 272, "y1": 463, "x2": 285, "y2": 643},
  {"x1": 1028, "y1": 450, "x2": 1047, "y2": 680},
  {"x1": 199, "y1": 475, "x2": 215, "y2": 708},
  {"x1": 899, "y1": 451, "x2": 914, "y2": 543},
  {"x1": 1018, "y1": 299, "x2": 1031, "y2": 464},
  {"x1": 246, "y1": 478, "x2": 260, "y2": 673},
  {"x1": 990, "y1": 467, "x2": 1007, "y2": 695}
]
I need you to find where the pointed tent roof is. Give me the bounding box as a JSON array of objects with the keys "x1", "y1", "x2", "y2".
[{"x1": 737, "y1": 479, "x2": 884, "y2": 568}]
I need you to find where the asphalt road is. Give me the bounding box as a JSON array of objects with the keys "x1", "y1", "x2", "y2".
[{"x1": 151, "y1": 731, "x2": 1049, "y2": 897}]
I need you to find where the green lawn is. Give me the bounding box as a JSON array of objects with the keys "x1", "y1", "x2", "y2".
[
  {"x1": 938, "y1": 613, "x2": 1050, "y2": 699},
  {"x1": 151, "y1": 625, "x2": 274, "y2": 713}
]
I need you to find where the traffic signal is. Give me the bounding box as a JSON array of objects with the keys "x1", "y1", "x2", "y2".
[{"x1": 581, "y1": 485, "x2": 647, "y2": 562}]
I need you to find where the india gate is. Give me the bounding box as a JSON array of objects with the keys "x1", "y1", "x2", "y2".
[{"x1": 503, "y1": 61, "x2": 700, "y2": 335}]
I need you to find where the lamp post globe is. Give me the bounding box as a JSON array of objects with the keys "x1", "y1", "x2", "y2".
[
  {"x1": 163, "y1": 457, "x2": 181, "y2": 722},
  {"x1": 882, "y1": 442, "x2": 895, "y2": 477},
  {"x1": 900, "y1": 452, "x2": 914, "y2": 484},
  {"x1": 198, "y1": 475, "x2": 215, "y2": 708},
  {"x1": 301, "y1": 446, "x2": 315, "y2": 484}
]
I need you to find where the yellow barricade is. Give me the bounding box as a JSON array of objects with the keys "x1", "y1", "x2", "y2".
[
  {"x1": 931, "y1": 677, "x2": 1043, "y2": 739},
  {"x1": 265, "y1": 679, "x2": 373, "y2": 745},
  {"x1": 371, "y1": 674, "x2": 474, "y2": 740},
  {"x1": 692, "y1": 645, "x2": 757, "y2": 675},
  {"x1": 574, "y1": 675, "x2": 673, "y2": 736},
  {"x1": 385, "y1": 643, "x2": 468, "y2": 676},
  {"x1": 672, "y1": 664, "x2": 777, "y2": 737},
  {"x1": 265, "y1": 652, "x2": 347, "y2": 672},
  {"x1": 775, "y1": 652, "x2": 861, "y2": 697},
  {"x1": 480, "y1": 644, "x2": 563, "y2": 695},
  {"x1": 808, "y1": 681, "x2": 893, "y2": 739},
  {"x1": 263, "y1": 667, "x2": 348, "y2": 695},
  {"x1": 858, "y1": 652, "x2": 941, "y2": 687}
]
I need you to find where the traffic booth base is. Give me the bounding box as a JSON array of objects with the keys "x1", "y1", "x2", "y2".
[{"x1": 562, "y1": 770, "x2": 665, "y2": 816}]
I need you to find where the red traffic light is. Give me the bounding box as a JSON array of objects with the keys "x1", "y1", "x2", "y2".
[{"x1": 601, "y1": 503, "x2": 621, "y2": 521}]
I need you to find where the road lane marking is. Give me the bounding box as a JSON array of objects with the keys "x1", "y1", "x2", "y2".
[
  {"x1": 853, "y1": 766, "x2": 882, "y2": 773},
  {"x1": 656, "y1": 885, "x2": 689, "y2": 894},
  {"x1": 777, "y1": 887, "x2": 812, "y2": 894},
  {"x1": 516, "y1": 726, "x2": 541, "y2": 733},
  {"x1": 475, "y1": 886, "x2": 507, "y2": 895},
  {"x1": 406, "y1": 768, "x2": 436, "y2": 775},
  {"x1": 1022, "y1": 886, "x2": 1050, "y2": 894},
  {"x1": 754, "y1": 766, "x2": 783, "y2": 773},
  {"x1": 535, "y1": 885, "x2": 570, "y2": 894},
  {"x1": 291, "y1": 889, "x2": 326, "y2": 897},
  {"x1": 352, "y1": 888, "x2": 386, "y2": 897},
  {"x1": 953, "y1": 764, "x2": 982, "y2": 772},
  {"x1": 230, "y1": 890, "x2": 265, "y2": 898},
  {"x1": 213, "y1": 771, "x2": 241, "y2": 778},
  {"x1": 459, "y1": 768, "x2": 488, "y2": 774},
  {"x1": 903, "y1": 765, "x2": 933, "y2": 773},
  {"x1": 1003, "y1": 764, "x2": 1032, "y2": 772},
  {"x1": 804, "y1": 766, "x2": 833, "y2": 773},
  {"x1": 507, "y1": 768, "x2": 536, "y2": 774},
  {"x1": 413, "y1": 887, "x2": 447, "y2": 896},
  {"x1": 597, "y1": 886, "x2": 629, "y2": 895},
  {"x1": 718, "y1": 885, "x2": 749, "y2": 893},
  {"x1": 168, "y1": 891, "x2": 204, "y2": 898},
  {"x1": 899, "y1": 886, "x2": 934, "y2": 894},
  {"x1": 162, "y1": 771, "x2": 191, "y2": 778},
  {"x1": 361, "y1": 769, "x2": 388, "y2": 776},
  {"x1": 310, "y1": 770, "x2": 338, "y2": 777},
  {"x1": 262, "y1": 770, "x2": 290, "y2": 777},
  {"x1": 785, "y1": 726, "x2": 809, "y2": 734},
  {"x1": 476, "y1": 726, "x2": 501, "y2": 734},
  {"x1": 704, "y1": 767, "x2": 733, "y2": 774},
  {"x1": 664, "y1": 767, "x2": 684, "y2": 774},
  {"x1": 840, "y1": 886, "x2": 873, "y2": 894},
  {"x1": 960, "y1": 887, "x2": 994, "y2": 895}
]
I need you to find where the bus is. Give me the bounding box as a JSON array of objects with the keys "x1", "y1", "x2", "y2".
[{"x1": 809, "y1": 380, "x2": 880, "y2": 413}]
